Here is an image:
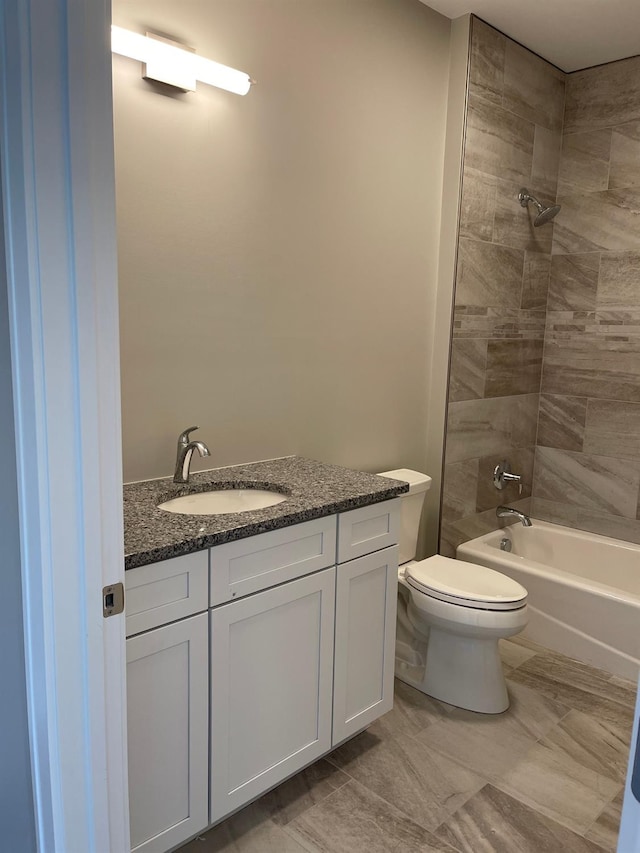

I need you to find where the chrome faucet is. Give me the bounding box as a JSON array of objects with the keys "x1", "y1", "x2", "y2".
[
  {"x1": 496, "y1": 505, "x2": 532, "y2": 527},
  {"x1": 173, "y1": 426, "x2": 210, "y2": 484}
]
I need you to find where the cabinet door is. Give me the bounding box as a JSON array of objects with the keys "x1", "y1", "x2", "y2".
[
  {"x1": 127, "y1": 613, "x2": 208, "y2": 853},
  {"x1": 333, "y1": 546, "x2": 398, "y2": 744},
  {"x1": 210, "y1": 568, "x2": 335, "y2": 823}
]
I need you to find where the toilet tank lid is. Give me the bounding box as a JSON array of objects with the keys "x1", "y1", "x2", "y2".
[{"x1": 377, "y1": 469, "x2": 432, "y2": 495}]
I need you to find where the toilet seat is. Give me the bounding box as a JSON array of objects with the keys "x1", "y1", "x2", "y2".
[{"x1": 406, "y1": 555, "x2": 527, "y2": 611}]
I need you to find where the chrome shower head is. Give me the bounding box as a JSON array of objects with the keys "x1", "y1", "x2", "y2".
[{"x1": 518, "y1": 188, "x2": 561, "y2": 227}]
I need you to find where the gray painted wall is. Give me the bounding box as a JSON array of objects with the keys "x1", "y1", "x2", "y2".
[
  {"x1": 0, "y1": 172, "x2": 36, "y2": 850},
  {"x1": 113, "y1": 0, "x2": 452, "y2": 509}
]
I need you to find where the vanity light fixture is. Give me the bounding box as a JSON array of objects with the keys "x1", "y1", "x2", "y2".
[{"x1": 111, "y1": 26, "x2": 252, "y2": 95}]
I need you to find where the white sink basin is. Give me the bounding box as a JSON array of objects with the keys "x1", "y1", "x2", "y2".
[{"x1": 158, "y1": 488, "x2": 288, "y2": 516}]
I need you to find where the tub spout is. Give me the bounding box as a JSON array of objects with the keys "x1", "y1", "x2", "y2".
[{"x1": 496, "y1": 505, "x2": 532, "y2": 527}]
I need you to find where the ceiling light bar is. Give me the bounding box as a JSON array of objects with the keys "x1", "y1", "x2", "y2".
[{"x1": 111, "y1": 26, "x2": 252, "y2": 96}]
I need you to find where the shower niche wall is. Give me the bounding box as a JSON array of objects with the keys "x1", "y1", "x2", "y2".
[{"x1": 440, "y1": 17, "x2": 640, "y2": 555}]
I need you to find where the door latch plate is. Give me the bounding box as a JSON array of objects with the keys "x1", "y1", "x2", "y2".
[{"x1": 103, "y1": 582, "x2": 125, "y2": 617}]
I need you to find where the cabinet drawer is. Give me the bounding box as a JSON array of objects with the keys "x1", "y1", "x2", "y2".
[
  {"x1": 210, "y1": 516, "x2": 337, "y2": 606},
  {"x1": 125, "y1": 550, "x2": 209, "y2": 636},
  {"x1": 337, "y1": 498, "x2": 400, "y2": 563}
]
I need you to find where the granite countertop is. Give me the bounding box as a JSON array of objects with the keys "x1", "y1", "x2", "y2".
[{"x1": 124, "y1": 456, "x2": 409, "y2": 570}]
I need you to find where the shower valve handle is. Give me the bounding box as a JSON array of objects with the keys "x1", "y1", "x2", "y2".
[{"x1": 493, "y1": 461, "x2": 523, "y2": 495}]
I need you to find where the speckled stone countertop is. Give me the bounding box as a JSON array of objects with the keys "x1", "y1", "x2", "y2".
[{"x1": 124, "y1": 456, "x2": 409, "y2": 570}]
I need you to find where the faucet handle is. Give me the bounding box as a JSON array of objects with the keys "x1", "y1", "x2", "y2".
[
  {"x1": 493, "y1": 461, "x2": 523, "y2": 494},
  {"x1": 177, "y1": 425, "x2": 200, "y2": 446}
]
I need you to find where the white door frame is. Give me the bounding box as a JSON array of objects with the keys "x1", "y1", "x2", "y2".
[{"x1": 0, "y1": 0, "x2": 129, "y2": 850}]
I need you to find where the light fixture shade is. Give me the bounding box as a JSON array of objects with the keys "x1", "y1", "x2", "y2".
[{"x1": 111, "y1": 26, "x2": 252, "y2": 96}]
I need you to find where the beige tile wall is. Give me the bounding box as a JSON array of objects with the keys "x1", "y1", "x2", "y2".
[
  {"x1": 440, "y1": 18, "x2": 564, "y2": 555},
  {"x1": 534, "y1": 55, "x2": 640, "y2": 544},
  {"x1": 442, "y1": 26, "x2": 640, "y2": 552}
]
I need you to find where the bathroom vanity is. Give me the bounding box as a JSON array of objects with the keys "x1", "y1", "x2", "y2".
[{"x1": 123, "y1": 457, "x2": 407, "y2": 853}]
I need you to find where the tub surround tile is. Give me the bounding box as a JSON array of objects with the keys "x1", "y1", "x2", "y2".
[
  {"x1": 530, "y1": 497, "x2": 580, "y2": 527},
  {"x1": 531, "y1": 126, "x2": 562, "y2": 198},
  {"x1": 459, "y1": 168, "x2": 497, "y2": 241},
  {"x1": 502, "y1": 41, "x2": 565, "y2": 132},
  {"x1": 469, "y1": 18, "x2": 505, "y2": 106},
  {"x1": 123, "y1": 456, "x2": 408, "y2": 570},
  {"x1": 541, "y1": 337, "x2": 640, "y2": 402},
  {"x1": 548, "y1": 253, "x2": 600, "y2": 312},
  {"x1": 440, "y1": 498, "x2": 532, "y2": 557},
  {"x1": 493, "y1": 178, "x2": 554, "y2": 254},
  {"x1": 284, "y1": 778, "x2": 458, "y2": 853},
  {"x1": 495, "y1": 741, "x2": 621, "y2": 835},
  {"x1": 456, "y1": 238, "x2": 524, "y2": 309},
  {"x1": 442, "y1": 459, "x2": 480, "y2": 522},
  {"x1": 475, "y1": 447, "x2": 534, "y2": 512},
  {"x1": 449, "y1": 338, "x2": 487, "y2": 402},
  {"x1": 585, "y1": 790, "x2": 624, "y2": 853},
  {"x1": 584, "y1": 399, "x2": 640, "y2": 461},
  {"x1": 327, "y1": 730, "x2": 485, "y2": 832},
  {"x1": 597, "y1": 251, "x2": 640, "y2": 309},
  {"x1": 553, "y1": 187, "x2": 640, "y2": 255},
  {"x1": 446, "y1": 394, "x2": 539, "y2": 464},
  {"x1": 564, "y1": 54, "x2": 640, "y2": 134},
  {"x1": 609, "y1": 120, "x2": 640, "y2": 189},
  {"x1": 574, "y1": 509, "x2": 640, "y2": 546},
  {"x1": 558, "y1": 130, "x2": 612, "y2": 194},
  {"x1": 466, "y1": 94, "x2": 535, "y2": 184},
  {"x1": 534, "y1": 446, "x2": 640, "y2": 518},
  {"x1": 434, "y1": 785, "x2": 606, "y2": 853},
  {"x1": 484, "y1": 338, "x2": 544, "y2": 397},
  {"x1": 537, "y1": 394, "x2": 586, "y2": 452},
  {"x1": 521, "y1": 252, "x2": 551, "y2": 310},
  {"x1": 453, "y1": 306, "x2": 546, "y2": 341}
]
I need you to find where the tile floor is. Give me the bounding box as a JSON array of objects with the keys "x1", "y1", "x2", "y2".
[{"x1": 180, "y1": 637, "x2": 636, "y2": 853}]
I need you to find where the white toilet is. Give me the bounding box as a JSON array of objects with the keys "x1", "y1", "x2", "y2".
[{"x1": 379, "y1": 469, "x2": 528, "y2": 714}]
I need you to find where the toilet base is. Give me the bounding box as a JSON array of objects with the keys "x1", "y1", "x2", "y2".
[{"x1": 395, "y1": 626, "x2": 510, "y2": 714}]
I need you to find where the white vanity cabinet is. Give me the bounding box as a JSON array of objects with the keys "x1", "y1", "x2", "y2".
[
  {"x1": 125, "y1": 553, "x2": 209, "y2": 853},
  {"x1": 209, "y1": 567, "x2": 336, "y2": 822},
  {"x1": 124, "y1": 497, "x2": 400, "y2": 848}
]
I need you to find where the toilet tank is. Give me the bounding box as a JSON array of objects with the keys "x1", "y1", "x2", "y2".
[{"x1": 377, "y1": 469, "x2": 432, "y2": 563}]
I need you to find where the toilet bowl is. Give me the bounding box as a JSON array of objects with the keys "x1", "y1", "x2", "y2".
[{"x1": 378, "y1": 468, "x2": 529, "y2": 714}]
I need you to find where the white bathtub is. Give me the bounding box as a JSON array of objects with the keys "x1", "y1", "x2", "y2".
[{"x1": 456, "y1": 519, "x2": 640, "y2": 681}]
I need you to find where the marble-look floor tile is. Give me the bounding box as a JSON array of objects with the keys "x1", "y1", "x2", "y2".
[
  {"x1": 539, "y1": 708, "x2": 631, "y2": 783},
  {"x1": 365, "y1": 679, "x2": 454, "y2": 741},
  {"x1": 414, "y1": 681, "x2": 568, "y2": 784},
  {"x1": 179, "y1": 800, "x2": 310, "y2": 853},
  {"x1": 326, "y1": 729, "x2": 485, "y2": 832},
  {"x1": 435, "y1": 784, "x2": 605, "y2": 853},
  {"x1": 495, "y1": 740, "x2": 620, "y2": 834},
  {"x1": 534, "y1": 446, "x2": 640, "y2": 519},
  {"x1": 507, "y1": 653, "x2": 636, "y2": 729},
  {"x1": 499, "y1": 639, "x2": 538, "y2": 673},
  {"x1": 285, "y1": 778, "x2": 459, "y2": 853},
  {"x1": 537, "y1": 394, "x2": 587, "y2": 452},
  {"x1": 255, "y1": 759, "x2": 350, "y2": 827},
  {"x1": 585, "y1": 789, "x2": 625, "y2": 852}
]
